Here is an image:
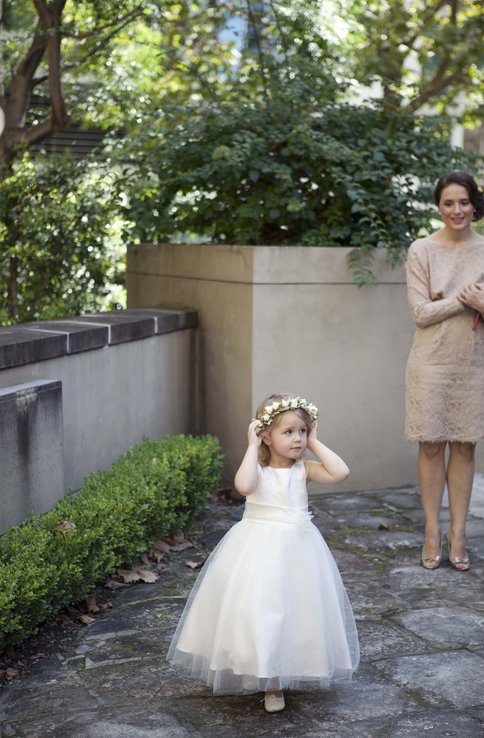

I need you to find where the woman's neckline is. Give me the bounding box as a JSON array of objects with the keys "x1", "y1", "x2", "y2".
[{"x1": 426, "y1": 234, "x2": 482, "y2": 249}]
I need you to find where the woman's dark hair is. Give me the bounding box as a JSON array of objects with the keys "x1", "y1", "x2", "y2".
[{"x1": 434, "y1": 171, "x2": 484, "y2": 221}]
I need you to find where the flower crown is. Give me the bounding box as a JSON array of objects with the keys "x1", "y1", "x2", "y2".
[{"x1": 255, "y1": 396, "x2": 319, "y2": 435}]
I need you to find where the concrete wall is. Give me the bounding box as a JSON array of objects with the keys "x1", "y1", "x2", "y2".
[
  {"x1": 0, "y1": 380, "x2": 64, "y2": 528},
  {"x1": 127, "y1": 243, "x2": 484, "y2": 492},
  {"x1": 0, "y1": 309, "x2": 198, "y2": 533}
]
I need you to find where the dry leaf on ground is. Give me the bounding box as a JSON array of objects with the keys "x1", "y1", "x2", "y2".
[
  {"x1": 117, "y1": 568, "x2": 158, "y2": 584},
  {"x1": 0, "y1": 668, "x2": 18, "y2": 681},
  {"x1": 104, "y1": 579, "x2": 128, "y2": 590},
  {"x1": 78, "y1": 615, "x2": 95, "y2": 625},
  {"x1": 185, "y1": 559, "x2": 204, "y2": 570}
]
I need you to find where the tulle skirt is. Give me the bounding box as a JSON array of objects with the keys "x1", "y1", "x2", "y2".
[{"x1": 167, "y1": 506, "x2": 359, "y2": 694}]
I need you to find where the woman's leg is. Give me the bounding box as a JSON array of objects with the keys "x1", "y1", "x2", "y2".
[
  {"x1": 418, "y1": 441, "x2": 447, "y2": 566},
  {"x1": 446, "y1": 442, "x2": 475, "y2": 567}
]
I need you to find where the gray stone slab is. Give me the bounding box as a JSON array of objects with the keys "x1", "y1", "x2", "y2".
[
  {"x1": 374, "y1": 651, "x2": 484, "y2": 708},
  {"x1": 75, "y1": 313, "x2": 157, "y2": 344},
  {"x1": 396, "y1": 605, "x2": 484, "y2": 648},
  {"x1": 120, "y1": 308, "x2": 198, "y2": 334},
  {"x1": 357, "y1": 619, "x2": 430, "y2": 659},
  {"x1": 357, "y1": 709, "x2": 484, "y2": 738},
  {"x1": 19, "y1": 320, "x2": 109, "y2": 353},
  {"x1": 0, "y1": 328, "x2": 66, "y2": 368},
  {"x1": 342, "y1": 529, "x2": 423, "y2": 554}
]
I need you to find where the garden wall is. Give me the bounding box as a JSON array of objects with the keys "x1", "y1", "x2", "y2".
[
  {"x1": 0, "y1": 309, "x2": 198, "y2": 533},
  {"x1": 126, "y1": 243, "x2": 484, "y2": 492}
]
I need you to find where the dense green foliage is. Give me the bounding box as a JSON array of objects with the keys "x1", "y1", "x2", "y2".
[
  {"x1": 112, "y1": 83, "x2": 478, "y2": 284},
  {"x1": 0, "y1": 433, "x2": 224, "y2": 654},
  {"x1": 0, "y1": 153, "x2": 123, "y2": 324}
]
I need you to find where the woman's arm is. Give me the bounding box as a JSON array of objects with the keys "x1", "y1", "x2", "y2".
[
  {"x1": 234, "y1": 420, "x2": 261, "y2": 496},
  {"x1": 304, "y1": 423, "x2": 349, "y2": 484},
  {"x1": 406, "y1": 245, "x2": 466, "y2": 328}
]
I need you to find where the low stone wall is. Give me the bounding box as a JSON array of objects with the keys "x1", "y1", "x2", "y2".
[{"x1": 0, "y1": 309, "x2": 198, "y2": 534}]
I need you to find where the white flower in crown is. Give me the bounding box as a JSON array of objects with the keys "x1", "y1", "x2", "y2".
[{"x1": 255, "y1": 396, "x2": 319, "y2": 434}]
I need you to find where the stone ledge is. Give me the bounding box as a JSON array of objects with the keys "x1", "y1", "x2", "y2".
[{"x1": 0, "y1": 308, "x2": 198, "y2": 369}]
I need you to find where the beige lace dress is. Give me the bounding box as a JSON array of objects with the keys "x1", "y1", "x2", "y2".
[{"x1": 405, "y1": 235, "x2": 484, "y2": 442}]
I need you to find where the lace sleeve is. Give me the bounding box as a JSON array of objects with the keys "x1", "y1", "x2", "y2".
[{"x1": 406, "y1": 245, "x2": 465, "y2": 328}]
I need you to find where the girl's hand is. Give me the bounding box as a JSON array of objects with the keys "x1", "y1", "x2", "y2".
[
  {"x1": 248, "y1": 419, "x2": 262, "y2": 448},
  {"x1": 307, "y1": 420, "x2": 318, "y2": 449}
]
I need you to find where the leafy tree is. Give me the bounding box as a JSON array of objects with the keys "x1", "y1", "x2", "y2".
[
  {"x1": 0, "y1": 152, "x2": 123, "y2": 324},
  {"x1": 337, "y1": 0, "x2": 484, "y2": 122}
]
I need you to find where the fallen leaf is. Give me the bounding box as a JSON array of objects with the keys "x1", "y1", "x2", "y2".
[
  {"x1": 152, "y1": 540, "x2": 172, "y2": 554},
  {"x1": 117, "y1": 568, "x2": 144, "y2": 583},
  {"x1": 136, "y1": 569, "x2": 158, "y2": 583},
  {"x1": 78, "y1": 615, "x2": 95, "y2": 625},
  {"x1": 378, "y1": 522, "x2": 391, "y2": 531},
  {"x1": 116, "y1": 568, "x2": 158, "y2": 584},
  {"x1": 185, "y1": 559, "x2": 204, "y2": 570},
  {"x1": 150, "y1": 549, "x2": 165, "y2": 563},
  {"x1": 171, "y1": 541, "x2": 194, "y2": 551},
  {"x1": 0, "y1": 668, "x2": 18, "y2": 681},
  {"x1": 104, "y1": 579, "x2": 127, "y2": 590},
  {"x1": 54, "y1": 521, "x2": 76, "y2": 534}
]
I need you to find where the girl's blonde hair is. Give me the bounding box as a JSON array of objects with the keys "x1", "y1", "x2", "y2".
[{"x1": 255, "y1": 393, "x2": 314, "y2": 466}]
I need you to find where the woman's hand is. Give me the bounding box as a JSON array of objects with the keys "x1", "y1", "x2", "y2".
[{"x1": 458, "y1": 282, "x2": 484, "y2": 313}]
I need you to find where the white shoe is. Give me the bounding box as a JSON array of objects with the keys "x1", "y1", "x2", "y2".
[{"x1": 264, "y1": 691, "x2": 285, "y2": 713}]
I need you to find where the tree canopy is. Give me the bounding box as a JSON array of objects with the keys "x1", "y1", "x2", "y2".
[{"x1": 337, "y1": 0, "x2": 484, "y2": 122}]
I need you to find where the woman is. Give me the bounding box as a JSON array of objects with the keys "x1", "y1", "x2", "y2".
[{"x1": 405, "y1": 171, "x2": 484, "y2": 571}]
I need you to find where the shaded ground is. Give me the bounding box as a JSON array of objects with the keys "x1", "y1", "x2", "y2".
[{"x1": 1, "y1": 480, "x2": 484, "y2": 738}]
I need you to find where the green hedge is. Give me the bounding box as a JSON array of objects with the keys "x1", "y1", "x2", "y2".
[{"x1": 0, "y1": 434, "x2": 224, "y2": 654}]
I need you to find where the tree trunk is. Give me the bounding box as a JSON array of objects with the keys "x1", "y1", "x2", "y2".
[{"x1": 0, "y1": 0, "x2": 70, "y2": 179}]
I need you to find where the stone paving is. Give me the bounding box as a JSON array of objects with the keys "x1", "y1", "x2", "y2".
[{"x1": 1, "y1": 478, "x2": 484, "y2": 738}]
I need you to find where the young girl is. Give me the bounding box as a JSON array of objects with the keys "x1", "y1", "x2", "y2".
[{"x1": 167, "y1": 393, "x2": 360, "y2": 712}]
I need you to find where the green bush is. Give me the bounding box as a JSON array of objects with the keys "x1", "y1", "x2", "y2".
[
  {"x1": 114, "y1": 81, "x2": 480, "y2": 285},
  {"x1": 0, "y1": 151, "x2": 124, "y2": 325},
  {"x1": 0, "y1": 434, "x2": 224, "y2": 654}
]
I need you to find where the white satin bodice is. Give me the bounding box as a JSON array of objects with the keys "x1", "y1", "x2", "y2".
[{"x1": 243, "y1": 460, "x2": 311, "y2": 525}]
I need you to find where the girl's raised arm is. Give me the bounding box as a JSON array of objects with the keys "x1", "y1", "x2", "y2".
[
  {"x1": 305, "y1": 423, "x2": 349, "y2": 484},
  {"x1": 234, "y1": 420, "x2": 261, "y2": 496}
]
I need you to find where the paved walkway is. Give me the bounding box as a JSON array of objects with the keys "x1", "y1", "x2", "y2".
[{"x1": 1, "y1": 478, "x2": 484, "y2": 738}]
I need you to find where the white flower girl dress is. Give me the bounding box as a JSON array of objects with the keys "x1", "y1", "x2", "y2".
[{"x1": 167, "y1": 459, "x2": 359, "y2": 694}]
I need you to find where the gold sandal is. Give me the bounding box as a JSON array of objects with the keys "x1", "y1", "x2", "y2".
[
  {"x1": 421, "y1": 536, "x2": 442, "y2": 570},
  {"x1": 446, "y1": 533, "x2": 470, "y2": 571}
]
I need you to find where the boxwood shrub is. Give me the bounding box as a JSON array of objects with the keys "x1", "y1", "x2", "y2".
[{"x1": 0, "y1": 434, "x2": 224, "y2": 654}]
